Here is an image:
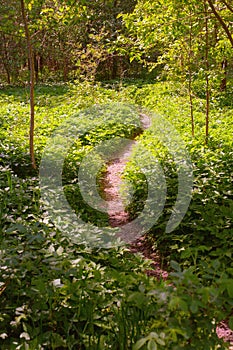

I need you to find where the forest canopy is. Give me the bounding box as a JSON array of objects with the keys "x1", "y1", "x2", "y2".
[{"x1": 0, "y1": 0, "x2": 232, "y2": 85}]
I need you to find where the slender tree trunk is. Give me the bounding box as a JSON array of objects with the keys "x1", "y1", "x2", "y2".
[
  {"x1": 20, "y1": 0, "x2": 36, "y2": 169},
  {"x1": 2, "y1": 34, "x2": 11, "y2": 84},
  {"x1": 3, "y1": 60, "x2": 11, "y2": 84},
  {"x1": 188, "y1": 76, "x2": 194, "y2": 137},
  {"x1": 34, "y1": 53, "x2": 39, "y2": 84},
  {"x1": 111, "y1": 54, "x2": 118, "y2": 80},
  {"x1": 204, "y1": 1, "x2": 210, "y2": 144},
  {"x1": 6, "y1": 69, "x2": 11, "y2": 84},
  {"x1": 63, "y1": 57, "x2": 68, "y2": 81},
  {"x1": 220, "y1": 59, "x2": 227, "y2": 91},
  {"x1": 188, "y1": 12, "x2": 195, "y2": 137}
]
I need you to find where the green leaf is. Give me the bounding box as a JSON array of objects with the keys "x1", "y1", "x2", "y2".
[
  {"x1": 169, "y1": 296, "x2": 188, "y2": 312},
  {"x1": 190, "y1": 301, "x2": 199, "y2": 313},
  {"x1": 147, "y1": 339, "x2": 157, "y2": 350},
  {"x1": 133, "y1": 338, "x2": 148, "y2": 350},
  {"x1": 157, "y1": 337, "x2": 166, "y2": 346},
  {"x1": 229, "y1": 316, "x2": 233, "y2": 330},
  {"x1": 127, "y1": 292, "x2": 147, "y2": 307},
  {"x1": 227, "y1": 280, "x2": 233, "y2": 298},
  {"x1": 170, "y1": 260, "x2": 181, "y2": 272}
]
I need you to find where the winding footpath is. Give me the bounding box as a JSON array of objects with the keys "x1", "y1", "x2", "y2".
[
  {"x1": 102, "y1": 113, "x2": 168, "y2": 279},
  {"x1": 101, "y1": 113, "x2": 233, "y2": 347},
  {"x1": 102, "y1": 113, "x2": 151, "y2": 228}
]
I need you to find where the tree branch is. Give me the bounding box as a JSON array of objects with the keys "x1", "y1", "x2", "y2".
[
  {"x1": 221, "y1": 0, "x2": 233, "y2": 13},
  {"x1": 206, "y1": 0, "x2": 233, "y2": 47}
]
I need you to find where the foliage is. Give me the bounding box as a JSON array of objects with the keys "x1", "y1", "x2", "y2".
[
  {"x1": 119, "y1": 0, "x2": 233, "y2": 81},
  {"x1": 0, "y1": 0, "x2": 139, "y2": 84},
  {"x1": 1, "y1": 0, "x2": 233, "y2": 347},
  {"x1": 0, "y1": 82, "x2": 232, "y2": 349},
  {"x1": 122, "y1": 80, "x2": 233, "y2": 348}
]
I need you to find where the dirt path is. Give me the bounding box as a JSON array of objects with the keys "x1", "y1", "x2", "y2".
[
  {"x1": 102, "y1": 140, "x2": 136, "y2": 227},
  {"x1": 102, "y1": 113, "x2": 151, "y2": 228},
  {"x1": 101, "y1": 113, "x2": 168, "y2": 279},
  {"x1": 101, "y1": 113, "x2": 233, "y2": 347}
]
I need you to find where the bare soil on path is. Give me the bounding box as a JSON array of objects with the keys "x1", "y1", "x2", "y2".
[
  {"x1": 101, "y1": 113, "x2": 170, "y2": 280},
  {"x1": 101, "y1": 112, "x2": 233, "y2": 347}
]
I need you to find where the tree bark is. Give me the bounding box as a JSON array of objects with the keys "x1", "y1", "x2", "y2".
[
  {"x1": 204, "y1": 1, "x2": 210, "y2": 144},
  {"x1": 188, "y1": 12, "x2": 195, "y2": 137},
  {"x1": 111, "y1": 54, "x2": 118, "y2": 80},
  {"x1": 20, "y1": 0, "x2": 36, "y2": 169},
  {"x1": 2, "y1": 34, "x2": 11, "y2": 84},
  {"x1": 220, "y1": 59, "x2": 227, "y2": 91},
  {"x1": 34, "y1": 53, "x2": 39, "y2": 84}
]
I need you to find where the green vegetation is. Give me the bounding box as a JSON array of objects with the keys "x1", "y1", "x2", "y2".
[
  {"x1": 1, "y1": 0, "x2": 233, "y2": 349},
  {"x1": 0, "y1": 81, "x2": 232, "y2": 349}
]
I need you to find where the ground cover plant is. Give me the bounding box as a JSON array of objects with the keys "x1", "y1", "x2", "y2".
[
  {"x1": 122, "y1": 80, "x2": 233, "y2": 346},
  {"x1": 0, "y1": 81, "x2": 232, "y2": 349}
]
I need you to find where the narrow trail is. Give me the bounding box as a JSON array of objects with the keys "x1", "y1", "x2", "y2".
[
  {"x1": 102, "y1": 113, "x2": 151, "y2": 227},
  {"x1": 101, "y1": 113, "x2": 233, "y2": 347},
  {"x1": 102, "y1": 140, "x2": 136, "y2": 227},
  {"x1": 101, "y1": 113, "x2": 168, "y2": 280},
  {"x1": 102, "y1": 113, "x2": 152, "y2": 227}
]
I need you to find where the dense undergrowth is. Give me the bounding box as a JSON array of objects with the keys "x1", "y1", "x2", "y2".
[{"x1": 0, "y1": 80, "x2": 232, "y2": 349}]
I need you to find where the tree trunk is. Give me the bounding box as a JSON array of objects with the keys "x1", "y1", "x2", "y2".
[
  {"x1": 188, "y1": 12, "x2": 195, "y2": 137},
  {"x1": 111, "y1": 54, "x2": 118, "y2": 80},
  {"x1": 34, "y1": 53, "x2": 39, "y2": 84},
  {"x1": 63, "y1": 57, "x2": 69, "y2": 81},
  {"x1": 220, "y1": 59, "x2": 227, "y2": 91},
  {"x1": 2, "y1": 34, "x2": 11, "y2": 84},
  {"x1": 204, "y1": 1, "x2": 210, "y2": 144},
  {"x1": 3, "y1": 60, "x2": 11, "y2": 84},
  {"x1": 20, "y1": 0, "x2": 36, "y2": 169}
]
